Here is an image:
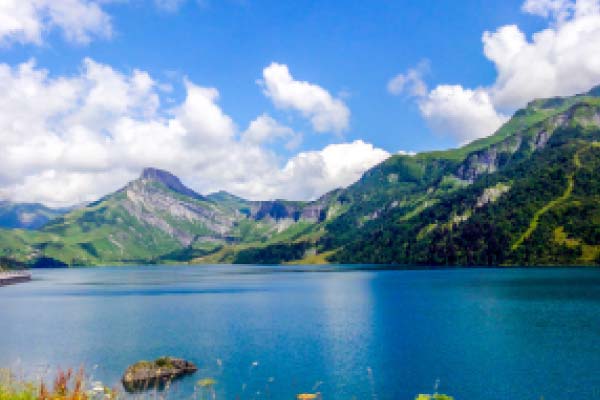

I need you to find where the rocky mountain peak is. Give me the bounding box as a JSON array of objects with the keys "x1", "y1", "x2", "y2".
[
  {"x1": 138, "y1": 168, "x2": 204, "y2": 200},
  {"x1": 141, "y1": 167, "x2": 178, "y2": 182}
]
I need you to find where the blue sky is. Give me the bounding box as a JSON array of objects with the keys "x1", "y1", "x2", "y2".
[
  {"x1": 3, "y1": 0, "x2": 542, "y2": 153},
  {"x1": 0, "y1": 0, "x2": 599, "y2": 205}
]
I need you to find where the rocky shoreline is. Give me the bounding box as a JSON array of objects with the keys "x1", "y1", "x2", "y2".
[{"x1": 0, "y1": 271, "x2": 31, "y2": 286}]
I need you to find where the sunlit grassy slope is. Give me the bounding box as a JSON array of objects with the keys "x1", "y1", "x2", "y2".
[{"x1": 1, "y1": 89, "x2": 600, "y2": 266}]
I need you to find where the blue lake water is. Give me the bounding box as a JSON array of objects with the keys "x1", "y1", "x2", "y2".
[{"x1": 1, "y1": 265, "x2": 600, "y2": 399}]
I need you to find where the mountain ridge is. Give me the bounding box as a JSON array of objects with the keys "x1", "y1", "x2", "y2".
[
  {"x1": 1, "y1": 86, "x2": 600, "y2": 267},
  {"x1": 0, "y1": 201, "x2": 69, "y2": 230}
]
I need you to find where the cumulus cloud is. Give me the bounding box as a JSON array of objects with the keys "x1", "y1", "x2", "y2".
[
  {"x1": 241, "y1": 113, "x2": 302, "y2": 150},
  {"x1": 392, "y1": 0, "x2": 600, "y2": 143},
  {"x1": 272, "y1": 141, "x2": 390, "y2": 200},
  {"x1": 419, "y1": 86, "x2": 508, "y2": 143},
  {"x1": 260, "y1": 62, "x2": 350, "y2": 134},
  {"x1": 522, "y1": 0, "x2": 576, "y2": 21},
  {"x1": 0, "y1": 59, "x2": 387, "y2": 206},
  {"x1": 175, "y1": 80, "x2": 237, "y2": 143},
  {"x1": 0, "y1": 0, "x2": 112, "y2": 45},
  {"x1": 387, "y1": 60, "x2": 429, "y2": 97},
  {"x1": 485, "y1": 0, "x2": 600, "y2": 109}
]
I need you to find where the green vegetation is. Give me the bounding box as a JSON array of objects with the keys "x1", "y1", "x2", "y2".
[
  {"x1": 319, "y1": 90, "x2": 600, "y2": 266},
  {"x1": 415, "y1": 394, "x2": 454, "y2": 400},
  {"x1": 327, "y1": 127, "x2": 600, "y2": 265},
  {"x1": 1, "y1": 366, "x2": 460, "y2": 400},
  {"x1": 0, "y1": 368, "x2": 116, "y2": 400},
  {"x1": 1, "y1": 88, "x2": 600, "y2": 266},
  {"x1": 0, "y1": 369, "x2": 39, "y2": 400},
  {"x1": 511, "y1": 144, "x2": 586, "y2": 250}
]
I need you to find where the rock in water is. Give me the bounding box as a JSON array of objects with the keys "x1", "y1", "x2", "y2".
[{"x1": 121, "y1": 357, "x2": 198, "y2": 392}]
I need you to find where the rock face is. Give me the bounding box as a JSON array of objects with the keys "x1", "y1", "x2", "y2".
[
  {"x1": 140, "y1": 167, "x2": 205, "y2": 200},
  {"x1": 121, "y1": 357, "x2": 198, "y2": 392},
  {"x1": 122, "y1": 176, "x2": 233, "y2": 245},
  {"x1": 250, "y1": 200, "x2": 326, "y2": 223},
  {"x1": 456, "y1": 135, "x2": 522, "y2": 182},
  {"x1": 455, "y1": 100, "x2": 599, "y2": 183}
]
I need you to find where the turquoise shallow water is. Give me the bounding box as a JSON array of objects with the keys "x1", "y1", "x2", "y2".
[{"x1": 1, "y1": 265, "x2": 600, "y2": 399}]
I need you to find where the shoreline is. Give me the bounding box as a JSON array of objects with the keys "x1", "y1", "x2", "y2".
[{"x1": 0, "y1": 271, "x2": 31, "y2": 286}]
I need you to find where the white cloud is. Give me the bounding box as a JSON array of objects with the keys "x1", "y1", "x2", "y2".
[
  {"x1": 242, "y1": 113, "x2": 302, "y2": 150},
  {"x1": 522, "y1": 0, "x2": 575, "y2": 21},
  {"x1": 273, "y1": 140, "x2": 391, "y2": 200},
  {"x1": 260, "y1": 62, "x2": 350, "y2": 134},
  {"x1": 387, "y1": 60, "x2": 429, "y2": 97},
  {"x1": 391, "y1": 0, "x2": 600, "y2": 143},
  {"x1": 522, "y1": 0, "x2": 600, "y2": 20},
  {"x1": 485, "y1": 0, "x2": 600, "y2": 109},
  {"x1": 0, "y1": 59, "x2": 387, "y2": 206},
  {"x1": 175, "y1": 80, "x2": 237, "y2": 143},
  {"x1": 0, "y1": 0, "x2": 112, "y2": 45},
  {"x1": 419, "y1": 85, "x2": 508, "y2": 143}
]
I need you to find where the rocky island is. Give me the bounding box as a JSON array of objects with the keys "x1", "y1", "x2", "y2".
[{"x1": 121, "y1": 357, "x2": 198, "y2": 392}]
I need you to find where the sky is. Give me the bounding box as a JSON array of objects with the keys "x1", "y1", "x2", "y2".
[{"x1": 1, "y1": 0, "x2": 600, "y2": 206}]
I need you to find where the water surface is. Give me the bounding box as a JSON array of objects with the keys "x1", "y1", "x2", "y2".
[{"x1": 1, "y1": 265, "x2": 599, "y2": 399}]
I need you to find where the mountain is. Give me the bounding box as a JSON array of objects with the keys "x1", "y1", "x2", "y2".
[
  {"x1": 213, "y1": 86, "x2": 600, "y2": 266},
  {"x1": 0, "y1": 87, "x2": 599, "y2": 267},
  {"x1": 0, "y1": 168, "x2": 327, "y2": 266},
  {"x1": 0, "y1": 201, "x2": 67, "y2": 230}
]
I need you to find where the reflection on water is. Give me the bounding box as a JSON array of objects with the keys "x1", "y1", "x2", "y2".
[{"x1": 1, "y1": 265, "x2": 600, "y2": 399}]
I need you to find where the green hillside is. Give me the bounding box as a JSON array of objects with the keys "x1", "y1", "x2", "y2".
[
  {"x1": 0, "y1": 168, "x2": 326, "y2": 266},
  {"x1": 321, "y1": 94, "x2": 600, "y2": 266},
  {"x1": 1, "y1": 88, "x2": 600, "y2": 267},
  {"x1": 238, "y1": 88, "x2": 600, "y2": 266}
]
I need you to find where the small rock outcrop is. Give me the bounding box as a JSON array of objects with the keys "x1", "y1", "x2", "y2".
[{"x1": 121, "y1": 357, "x2": 198, "y2": 392}]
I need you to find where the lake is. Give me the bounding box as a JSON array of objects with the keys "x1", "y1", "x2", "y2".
[{"x1": 1, "y1": 265, "x2": 600, "y2": 399}]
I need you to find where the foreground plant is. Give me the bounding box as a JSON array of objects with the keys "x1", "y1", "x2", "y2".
[
  {"x1": 0, "y1": 368, "x2": 116, "y2": 400},
  {"x1": 0, "y1": 369, "x2": 37, "y2": 400},
  {"x1": 2, "y1": 366, "x2": 463, "y2": 400},
  {"x1": 196, "y1": 378, "x2": 217, "y2": 400},
  {"x1": 415, "y1": 394, "x2": 454, "y2": 400}
]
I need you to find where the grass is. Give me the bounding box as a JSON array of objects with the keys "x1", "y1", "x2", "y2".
[
  {"x1": 512, "y1": 145, "x2": 584, "y2": 251},
  {"x1": 285, "y1": 249, "x2": 337, "y2": 265},
  {"x1": 0, "y1": 368, "x2": 117, "y2": 400},
  {"x1": 554, "y1": 226, "x2": 600, "y2": 263},
  {"x1": 512, "y1": 142, "x2": 600, "y2": 255},
  {"x1": 191, "y1": 220, "x2": 326, "y2": 265},
  {"x1": 399, "y1": 198, "x2": 439, "y2": 222},
  {"x1": 414, "y1": 395, "x2": 454, "y2": 400},
  {"x1": 127, "y1": 357, "x2": 174, "y2": 371},
  {"x1": 413, "y1": 98, "x2": 570, "y2": 163},
  {"x1": 1, "y1": 366, "x2": 459, "y2": 400}
]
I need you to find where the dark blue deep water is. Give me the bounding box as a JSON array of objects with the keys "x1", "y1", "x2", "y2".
[{"x1": 1, "y1": 266, "x2": 600, "y2": 399}]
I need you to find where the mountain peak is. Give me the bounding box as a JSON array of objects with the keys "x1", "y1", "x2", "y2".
[
  {"x1": 138, "y1": 168, "x2": 204, "y2": 200},
  {"x1": 141, "y1": 167, "x2": 178, "y2": 182}
]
